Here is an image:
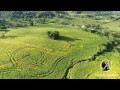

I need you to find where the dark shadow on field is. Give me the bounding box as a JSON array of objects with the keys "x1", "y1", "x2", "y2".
[
  {"x1": 59, "y1": 36, "x2": 80, "y2": 42},
  {"x1": 0, "y1": 36, "x2": 17, "y2": 39},
  {"x1": 0, "y1": 29, "x2": 10, "y2": 32}
]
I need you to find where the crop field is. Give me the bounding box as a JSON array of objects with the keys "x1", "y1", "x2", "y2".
[
  {"x1": 0, "y1": 25, "x2": 110, "y2": 79},
  {"x1": 0, "y1": 11, "x2": 120, "y2": 79},
  {"x1": 68, "y1": 51, "x2": 120, "y2": 79}
]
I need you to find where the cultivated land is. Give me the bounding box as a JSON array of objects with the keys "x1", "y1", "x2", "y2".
[
  {"x1": 0, "y1": 25, "x2": 109, "y2": 79},
  {"x1": 0, "y1": 11, "x2": 120, "y2": 79}
]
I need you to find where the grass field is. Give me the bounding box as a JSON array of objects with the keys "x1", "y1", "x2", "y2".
[
  {"x1": 0, "y1": 12, "x2": 120, "y2": 79},
  {"x1": 68, "y1": 51, "x2": 120, "y2": 79},
  {"x1": 0, "y1": 25, "x2": 110, "y2": 79},
  {"x1": 66, "y1": 17, "x2": 120, "y2": 79}
]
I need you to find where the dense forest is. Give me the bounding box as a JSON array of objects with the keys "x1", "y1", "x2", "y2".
[{"x1": 0, "y1": 11, "x2": 119, "y2": 19}]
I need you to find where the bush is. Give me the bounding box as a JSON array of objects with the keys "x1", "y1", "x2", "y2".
[
  {"x1": 47, "y1": 31, "x2": 60, "y2": 40},
  {"x1": 0, "y1": 25, "x2": 7, "y2": 29},
  {"x1": 94, "y1": 17, "x2": 102, "y2": 20},
  {"x1": 81, "y1": 24, "x2": 102, "y2": 33},
  {"x1": 30, "y1": 21, "x2": 34, "y2": 26},
  {"x1": 113, "y1": 33, "x2": 120, "y2": 38}
]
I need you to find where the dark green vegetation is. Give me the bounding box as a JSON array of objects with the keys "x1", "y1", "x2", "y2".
[
  {"x1": 0, "y1": 11, "x2": 120, "y2": 79},
  {"x1": 47, "y1": 31, "x2": 59, "y2": 40}
]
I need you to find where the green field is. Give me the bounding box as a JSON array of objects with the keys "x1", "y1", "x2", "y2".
[
  {"x1": 0, "y1": 11, "x2": 120, "y2": 79},
  {"x1": 0, "y1": 25, "x2": 110, "y2": 79},
  {"x1": 68, "y1": 51, "x2": 120, "y2": 79}
]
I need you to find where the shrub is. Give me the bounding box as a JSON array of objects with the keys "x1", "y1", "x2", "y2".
[
  {"x1": 0, "y1": 25, "x2": 7, "y2": 29},
  {"x1": 94, "y1": 17, "x2": 102, "y2": 20},
  {"x1": 113, "y1": 33, "x2": 120, "y2": 38},
  {"x1": 81, "y1": 24, "x2": 102, "y2": 33}
]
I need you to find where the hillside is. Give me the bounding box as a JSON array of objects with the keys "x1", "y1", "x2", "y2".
[
  {"x1": 0, "y1": 11, "x2": 120, "y2": 79},
  {"x1": 0, "y1": 25, "x2": 110, "y2": 79}
]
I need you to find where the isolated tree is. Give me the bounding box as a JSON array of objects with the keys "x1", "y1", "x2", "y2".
[
  {"x1": 54, "y1": 31, "x2": 59, "y2": 39},
  {"x1": 47, "y1": 31, "x2": 60, "y2": 40},
  {"x1": 47, "y1": 31, "x2": 52, "y2": 39}
]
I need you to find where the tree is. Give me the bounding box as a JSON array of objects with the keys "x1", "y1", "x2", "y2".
[
  {"x1": 81, "y1": 24, "x2": 102, "y2": 33},
  {"x1": 30, "y1": 21, "x2": 34, "y2": 26},
  {"x1": 54, "y1": 31, "x2": 59, "y2": 39},
  {"x1": 0, "y1": 25, "x2": 7, "y2": 29},
  {"x1": 40, "y1": 18, "x2": 47, "y2": 24},
  {"x1": 47, "y1": 31, "x2": 60, "y2": 40}
]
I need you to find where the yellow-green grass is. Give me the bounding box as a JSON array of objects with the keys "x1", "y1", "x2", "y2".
[
  {"x1": 0, "y1": 25, "x2": 109, "y2": 79},
  {"x1": 68, "y1": 51, "x2": 120, "y2": 79},
  {"x1": 101, "y1": 20, "x2": 120, "y2": 32}
]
